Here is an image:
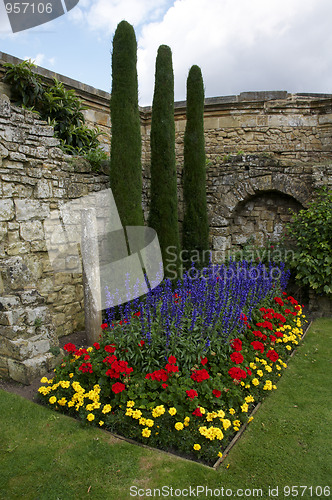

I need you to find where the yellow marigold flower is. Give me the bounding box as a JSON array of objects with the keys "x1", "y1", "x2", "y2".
[
  {"x1": 49, "y1": 396, "x2": 57, "y2": 404},
  {"x1": 245, "y1": 384, "x2": 250, "y2": 389},
  {"x1": 193, "y1": 444, "x2": 201, "y2": 451},
  {"x1": 260, "y1": 359, "x2": 267, "y2": 365},
  {"x1": 142, "y1": 428, "x2": 151, "y2": 438},
  {"x1": 125, "y1": 408, "x2": 133, "y2": 417},
  {"x1": 250, "y1": 363, "x2": 257, "y2": 370},
  {"x1": 87, "y1": 347, "x2": 93, "y2": 352},
  {"x1": 58, "y1": 398, "x2": 67, "y2": 406},
  {"x1": 86, "y1": 404, "x2": 95, "y2": 412},
  {"x1": 152, "y1": 405, "x2": 165, "y2": 418},
  {"x1": 168, "y1": 407, "x2": 177, "y2": 416},
  {"x1": 175, "y1": 422, "x2": 184, "y2": 431},
  {"x1": 102, "y1": 404, "x2": 112, "y2": 414},
  {"x1": 286, "y1": 345, "x2": 292, "y2": 351},
  {"x1": 229, "y1": 408, "x2": 235, "y2": 415},
  {"x1": 40, "y1": 377, "x2": 48, "y2": 384},
  {"x1": 132, "y1": 410, "x2": 142, "y2": 420},
  {"x1": 265, "y1": 365, "x2": 272, "y2": 373},
  {"x1": 93, "y1": 402, "x2": 101, "y2": 410},
  {"x1": 68, "y1": 401, "x2": 75, "y2": 408},
  {"x1": 218, "y1": 452, "x2": 223, "y2": 458},
  {"x1": 248, "y1": 416, "x2": 254, "y2": 423},
  {"x1": 184, "y1": 416, "x2": 190, "y2": 424},
  {"x1": 233, "y1": 419, "x2": 241, "y2": 427},
  {"x1": 51, "y1": 383, "x2": 59, "y2": 390},
  {"x1": 257, "y1": 370, "x2": 263, "y2": 377},
  {"x1": 127, "y1": 400, "x2": 135, "y2": 408},
  {"x1": 217, "y1": 410, "x2": 225, "y2": 418},
  {"x1": 222, "y1": 419, "x2": 231, "y2": 430},
  {"x1": 146, "y1": 419, "x2": 154, "y2": 428},
  {"x1": 241, "y1": 403, "x2": 248, "y2": 413},
  {"x1": 199, "y1": 407, "x2": 206, "y2": 415},
  {"x1": 245, "y1": 395, "x2": 255, "y2": 403},
  {"x1": 276, "y1": 365, "x2": 281, "y2": 370},
  {"x1": 240, "y1": 381, "x2": 245, "y2": 386},
  {"x1": 206, "y1": 412, "x2": 214, "y2": 422},
  {"x1": 60, "y1": 380, "x2": 70, "y2": 389},
  {"x1": 199, "y1": 426, "x2": 207, "y2": 435},
  {"x1": 234, "y1": 426, "x2": 240, "y2": 432},
  {"x1": 263, "y1": 380, "x2": 273, "y2": 391},
  {"x1": 252, "y1": 378, "x2": 260, "y2": 386},
  {"x1": 272, "y1": 385, "x2": 277, "y2": 390},
  {"x1": 139, "y1": 417, "x2": 146, "y2": 426},
  {"x1": 87, "y1": 413, "x2": 95, "y2": 421},
  {"x1": 99, "y1": 421, "x2": 104, "y2": 426},
  {"x1": 69, "y1": 373, "x2": 74, "y2": 378}
]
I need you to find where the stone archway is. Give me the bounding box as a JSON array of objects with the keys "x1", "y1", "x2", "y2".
[{"x1": 229, "y1": 190, "x2": 303, "y2": 249}]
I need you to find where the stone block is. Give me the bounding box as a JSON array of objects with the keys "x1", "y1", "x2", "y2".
[
  {"x1": 14, "y1": 199, "x2": 50, "y2": 221},
  {"x1": 20, "y1": 220, "x2": 44, "y2": 241},
  {"x1": 0, "y1": 199, "x2": 14, "y2": 221},
  {"x1": 7, "y1": 351, "x2": 61, "y2": 385},
  {"x1": 0, "y1": 222, "x2": 6, "y2": 241}
]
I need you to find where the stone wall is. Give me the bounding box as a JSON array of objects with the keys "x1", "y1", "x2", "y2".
[
  {"x1": 1, "y1": 53, "x2": 332, "y2": 383},
  {"x1": 0, "y1": 94, "x2": 109, "y2": 383}
]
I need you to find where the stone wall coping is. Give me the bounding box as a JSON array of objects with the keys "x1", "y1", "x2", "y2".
[{"x1": 2, "y1": 51, "x2": 332, "y2": 120}]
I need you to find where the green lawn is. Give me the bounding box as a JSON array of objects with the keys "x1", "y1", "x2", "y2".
[{"x1": 0, "y1": 318, "x2": 331, "y2": 500}]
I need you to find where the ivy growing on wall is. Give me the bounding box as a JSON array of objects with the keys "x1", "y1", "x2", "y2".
[{"x1": 2, "y1": 59, "x2": 108, "y2": 168}]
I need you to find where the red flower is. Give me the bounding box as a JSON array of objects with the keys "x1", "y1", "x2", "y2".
[
  {"x1": 212, "y1": 389, "x2": 222, "y2": 398},
  {"x1": 79, "y1": 362, "x2": 93, "y2": 374},
  {"x1": 266, "y1": 349, "x2": 279, "y2": 362},
  {"x1": 133, "y1": 311, "x2": 141, "y2": 317},
  {"x1": 145, "y1": 369, "x2": 168, "y2": 382},
  {"x1": 246, "y1": 366, "x2": 252, "y2": 376},
  {"x1": 275, "y1": 331, "x2": 283, "y2": 338},
  {"x1": 228, "y1": 367, "x2": 247, "y2": 380},
  {"x1": 252, "y1": 330, "x2": 263, "y2": 338},
  {"x1": 112, "y1": 382, "x2": 126, "y2": 394},
  {"x1": 168, "y1": 355, "x2": 177, "y2": 364},
  {"x1": 274, "y1": 297, "x2": 284, "y2": 306},
  {"x1": 251, "y1": 341, "x2": 264, "y2": 353},
  {"x1": 84, "y1": 354, "x2": 90, "y2": 361},
  {"x1": 287, "y1": 296, "x2": 298, "y2": 305},
  {"x1": 93, "y1": 342, "x2": 100, "y2": 350},
  {"x1": 230, "y1": 352, "x2": 244, "y2": 364},
  {"x1": 165, "y1": 363, "x2": 179, "y2": 373},
  {"x1": 162, "y1": 383, "x2": 168, "y2": 389},
  {"x1": 139, "y1": 340, "x2": 145, "y2": 347},
  {"x1": 74, "y1": 348, "x2": 89, "y2": 357},
  {"x1": 190, "y1": 369, "x2": 210, "y2": 382},
  {"x1": 186, "y1": 389, "x2": 198, "y2": 399},
  {"x1": 200, "y1": 356, "x2": 208, "y2": 365},
  {"x1": 256, "y1": 320, "x2": 273, "y2": 330},
  {"x1": 101, "y1": 323, "x2": 108, "y2": 329},
  {"x1": 192, "y1": 407, "x2": 203, "y2": 417},
  {"x1": 105, "y1": 344, "x2": 116, "y2": 354},
  {"x1": 230, "y1": 338, "x2": 243, "y2": 351},
  {"x1": 269, "y1": 335, "x2": 276, "y2": 342},
  {"x1": 63, "y1": 343, "x2": 76, "y2": 353}
]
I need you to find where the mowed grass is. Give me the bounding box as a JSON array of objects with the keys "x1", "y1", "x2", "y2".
[{"x1": 0, "y1": 318, "x2": 331, "y2": 500}]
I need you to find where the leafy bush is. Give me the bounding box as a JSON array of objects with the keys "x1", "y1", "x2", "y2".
[
  {"x1": 3, "y1": 60, "x2": 106, "y2": 167},
  {"x1": 37, "y1": 261, "x2": 307, "y2": 465},
  {"x1": 285, "y1": 187, "x2": 332, "y2": 296}
]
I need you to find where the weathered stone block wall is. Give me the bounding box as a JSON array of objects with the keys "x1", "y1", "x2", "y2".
[{"x1": 0, "y1": 94, "x2": 109, "y2": 383}]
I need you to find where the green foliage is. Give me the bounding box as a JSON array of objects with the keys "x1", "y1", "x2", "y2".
[
  {"x1": 110, "y1": 20, "x2": 144, "y2": 227},
  {"x1": 2, "y1": 59, "x2": 105, "y2": 167},
  {"x1": 182, "y1": 65, "x2": 209, "y2": 268},
  {"x1": 285, "y1": 187, "x2": 332, "y2": 296},
  {"x1": 148, "y1": 45, "x2": 181, "y2": 279}
]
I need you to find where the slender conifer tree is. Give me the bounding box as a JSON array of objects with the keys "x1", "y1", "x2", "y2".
[
  {"x1": 148, "y1": 45, "x2": 180, "y2": 279},
  {"x1": 110, "y1": 20, "x2": 144, "y2": 226},
  {"x1": 183, "y1": 65, "x2": 209, "y2": 267}
]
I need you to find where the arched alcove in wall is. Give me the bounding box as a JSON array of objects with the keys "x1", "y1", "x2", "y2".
[{"x1": 229, "y1": 190, "x2": 303, "y2": 249}]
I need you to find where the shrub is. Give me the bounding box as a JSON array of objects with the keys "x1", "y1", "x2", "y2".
[
  {"x1": 109, "y1": 20, "x2": 144, "y2": 227},
  {"x1": 148, "y1": 45, "x2": 181, "y2": 279},
  {"x1": 285, "y1": 187, "x2": 332, "y2": 296},
  {"x1": 183, "y1": 65, "x2": 209, "y2": 268},
  {"x1": 2, "y1": 59, "x2": 106, "y2": 167}
]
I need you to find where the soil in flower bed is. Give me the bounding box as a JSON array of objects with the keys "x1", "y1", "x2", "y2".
[{"x1": 0, "y1": 329, "x2": 88, "y2": 403}]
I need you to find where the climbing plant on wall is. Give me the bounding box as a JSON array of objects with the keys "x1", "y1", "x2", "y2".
[
  {"x1": 182, "y1": 65, "x2": 209, "y2": 268},
  {"x1": 148, "y1": 45, "x2": 181, "y2": 279},
  {"x1": 109, "y1": 20, "x2": 144, "y2": 227},
  {"x1": 2, "y1": 59, "x2": 106, "y2": 158}
]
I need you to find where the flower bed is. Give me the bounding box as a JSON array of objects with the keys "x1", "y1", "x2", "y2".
[{"x1": 38, "y1": 261, "x2": 306, "y2": 465}]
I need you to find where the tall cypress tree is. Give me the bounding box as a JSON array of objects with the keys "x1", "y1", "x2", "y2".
[
  {"x1": 110, "y1": 20, "x2": 144, "y2": 227},
  {"x1": 182, "y1": 65, "x2": 209, "y2": 267},
  {"x1": 148, "y1": 45, "x2": 180, "y2": 279}
]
